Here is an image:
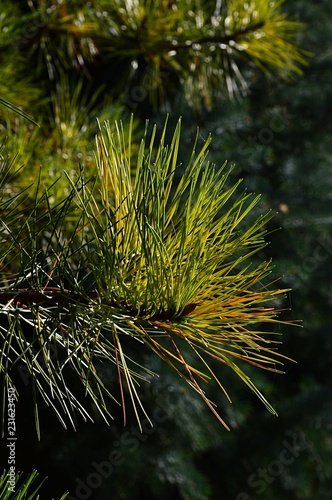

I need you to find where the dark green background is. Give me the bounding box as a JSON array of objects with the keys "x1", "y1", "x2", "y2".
[{"x1": 1, "y1": 0, "x2": 331, "y2": 498}]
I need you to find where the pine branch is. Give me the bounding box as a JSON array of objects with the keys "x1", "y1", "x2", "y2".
[
  {"x1": 159, "y1": 21, "x2": 265, "y2": 51},
  {"x1": 1, "y1": 116, "x2": 297, "y2": 432},
  {"x1": 0, "y1": 470, "x2": 68, "y2": 499},
  {"x1": 0, "y1": 288, "x2": 197, "y2": 319}
]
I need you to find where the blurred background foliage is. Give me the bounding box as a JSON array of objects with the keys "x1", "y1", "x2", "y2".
[{"x1": 0, "y1": 0, "x2": 331, "y2": 499}]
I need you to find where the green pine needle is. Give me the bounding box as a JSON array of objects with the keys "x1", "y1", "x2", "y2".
[
  {"x1": 0, "y1": 469, "x2": 68, "y2": 499},
  {"x1": 1, "y1": 116, "x2": 296, "y2": 431}
]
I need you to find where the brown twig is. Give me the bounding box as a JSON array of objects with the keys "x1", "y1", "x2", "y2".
[{"x1": 0, "y1": 287, "x2": 89, "y2": 307}]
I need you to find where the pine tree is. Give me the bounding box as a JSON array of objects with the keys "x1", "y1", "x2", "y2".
[{"x1": 0, "y1": 1, "x2": 310, "y2": 498}]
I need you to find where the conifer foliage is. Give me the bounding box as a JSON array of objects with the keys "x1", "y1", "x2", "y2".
[
  {"x1": 1, "y1": 117, "x2": 292, "y2": 434},
  {"x1": 0, "y1": 0, "x2": 308, "y2": 498}
]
